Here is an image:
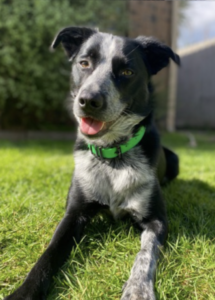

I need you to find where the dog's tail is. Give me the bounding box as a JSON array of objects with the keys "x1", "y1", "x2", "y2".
[{"x1": 163, "y1": 146, "x2": 179, "y2": 184}]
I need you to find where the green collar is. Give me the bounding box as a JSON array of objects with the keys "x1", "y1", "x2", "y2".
[{"x1": 88, "y1": 126, "x2": 145, "y2": 159}]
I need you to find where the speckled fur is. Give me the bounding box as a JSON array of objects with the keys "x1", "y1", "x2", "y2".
[{"x1": 74, "y1": 146, "x2": 155, "y2": 220}]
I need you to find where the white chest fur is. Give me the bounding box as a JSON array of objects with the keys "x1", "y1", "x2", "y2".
[{"x1": 74, "y1": 147, "x2": 155, "y2": 220}]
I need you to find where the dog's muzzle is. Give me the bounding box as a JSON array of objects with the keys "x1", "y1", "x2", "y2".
[{"x1": 78, "y1": 90, "x2": 104, "y2": 114}]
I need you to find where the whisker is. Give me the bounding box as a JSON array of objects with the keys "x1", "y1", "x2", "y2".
[
  {"x1": 125, "y1": 57, "x2": 135, "y2": 63},
  {"x1": 123, "y1": 108, "x2": 134, "y2": 115},
  {"x1": 126, "y1": 45, "x2": 140, "y2": 58}
]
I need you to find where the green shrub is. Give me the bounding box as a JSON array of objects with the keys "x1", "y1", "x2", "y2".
[{"x1": 0, "y1": 0, "x2": 127, "y2": 130}]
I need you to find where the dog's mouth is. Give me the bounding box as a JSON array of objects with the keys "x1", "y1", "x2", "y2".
[
  {"x1": 80, "y1": 117, "x2": 105, "y2": 136},
  {"x1": 79, "y1": 108, "x2": 129, "y2": 137}
]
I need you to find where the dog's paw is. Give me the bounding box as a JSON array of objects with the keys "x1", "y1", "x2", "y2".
[
  {"x1": 4, "y1": 295, "x2": 30, "y2": 300},
  {"x1": 4, "y1": 295, "x2": 45, "y2": 300},
  {"x1": 4, "y1": 295, "x2": 39, "y2": 300},
  {"x1": 3, "y1": 289, "x2": 46, "y2": 300},
  {"x1": 120, "y1": 280, "x2": 156, "y2": 300}
]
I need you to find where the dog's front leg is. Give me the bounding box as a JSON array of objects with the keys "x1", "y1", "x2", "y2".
[
  {"x1": 121, "y1": 184, "x2": 167, "y2": 300},
  {"x1": 121, "y1": 218, "x2": 166, "y2": 300},
  {"x1": 4, "y1": 200, "x2": 100, "y2": 300}
]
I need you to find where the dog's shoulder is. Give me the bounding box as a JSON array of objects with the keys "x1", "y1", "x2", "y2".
[{"x1": 139, "y1": 117, "x2": 162, "y2": 166}]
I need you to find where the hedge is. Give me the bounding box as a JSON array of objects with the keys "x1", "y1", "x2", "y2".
[{"x1": 0, "y1": 0, "x2": 127, "y2": 130}]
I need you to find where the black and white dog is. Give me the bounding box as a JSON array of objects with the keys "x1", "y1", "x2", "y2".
[{"x1": 5, "y1": 27, "x2": 180, "y2": 300}]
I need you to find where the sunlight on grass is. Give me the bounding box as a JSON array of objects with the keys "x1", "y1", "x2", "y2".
[{"x1": 0, "y1": 134, "x2": 215, "y2": 300}]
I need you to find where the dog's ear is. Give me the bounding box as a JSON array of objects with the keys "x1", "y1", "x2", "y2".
[
  {"x1": 50, "y1": 26, "x2": 98, "y2": 59},
  {"x1": 136, "y1": 36, "x2": 180, "y2": 75}
]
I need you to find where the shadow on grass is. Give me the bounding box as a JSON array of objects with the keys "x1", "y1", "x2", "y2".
[
  {"x1": 164, "y1": 178, "x2": 215, "y2": 240},
  {"x1": 47, "y1": 177, "x2": 215, "y2": 299}
]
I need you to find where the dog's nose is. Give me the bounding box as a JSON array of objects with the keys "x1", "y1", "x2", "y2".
[{"x1": 78, "y1": 92, "x2": 103, "y2": 112}]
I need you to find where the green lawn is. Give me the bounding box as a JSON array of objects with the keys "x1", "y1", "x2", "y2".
[{"x1": 0, "y1": 133, "x2": 215, "y2": 300}]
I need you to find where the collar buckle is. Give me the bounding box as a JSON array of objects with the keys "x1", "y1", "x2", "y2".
[
  {"x1": 96, "y1": 146, "x2": 104, "y2": 159},
  {"x1": 116, "y1": 145, "x2": 122, "y2": 159},
  {"x1": 90, "y1": 145, "x2": 104, "y2": 159}
]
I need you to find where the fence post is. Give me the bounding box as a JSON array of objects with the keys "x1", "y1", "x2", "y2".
[{"x1": 166, "y1": 0, "x2": 179, "y2": 132}]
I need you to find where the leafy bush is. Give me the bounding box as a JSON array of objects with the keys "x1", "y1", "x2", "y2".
[{"x1": 0, "y1": 0, "x2": 127, "y2": 129}]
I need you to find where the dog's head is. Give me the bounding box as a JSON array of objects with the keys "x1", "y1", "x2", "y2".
[{"x1": 51, "y1": 27, "x2": 180, "y2": 146}]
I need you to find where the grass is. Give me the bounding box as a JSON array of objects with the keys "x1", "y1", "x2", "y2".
[{"x1": 0, "y1": 133, "x2": 215, "y2": 300}]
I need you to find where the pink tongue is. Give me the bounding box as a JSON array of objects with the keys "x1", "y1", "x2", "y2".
[{"x1": 80, "y1": 118, "x2": 104, "y2": 135}]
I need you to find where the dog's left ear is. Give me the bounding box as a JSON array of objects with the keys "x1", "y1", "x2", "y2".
[
  {"x1": 50, "y1": 26, "x2": 98, "y2": 59},
  {"x1": 136, "y1": 36, "x2": 180, "y2": 75}
]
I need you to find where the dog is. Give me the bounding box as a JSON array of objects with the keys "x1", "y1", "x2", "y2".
[{"x1": 4, "y1": 27, "x2": 180, "y2": 300}]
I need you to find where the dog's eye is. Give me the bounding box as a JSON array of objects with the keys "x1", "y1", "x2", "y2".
[
  {"x1": 121, "y1": 69, "x2": 134, "y2": 77},
  {"x1": 80, "y1": 60, "x2": 90, "y2": 68}
]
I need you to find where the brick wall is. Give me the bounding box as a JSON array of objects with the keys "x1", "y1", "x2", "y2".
[{"x1": 128, "y1": 0, "x2": 174, "y2": 127}]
